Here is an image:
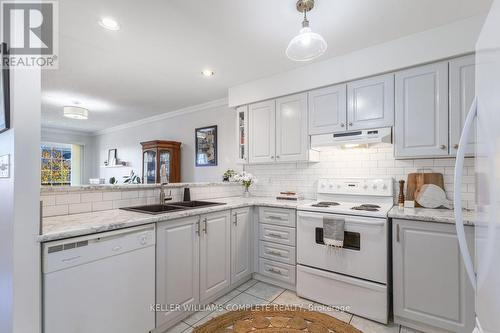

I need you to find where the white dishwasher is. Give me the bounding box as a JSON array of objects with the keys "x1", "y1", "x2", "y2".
[{"x1": 43, "y1": 225, "x2": 156, "y2": 333}]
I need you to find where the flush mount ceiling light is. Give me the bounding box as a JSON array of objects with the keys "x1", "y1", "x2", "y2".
[
  {"x1": 99, "y1": 17, "x2": 120, "y2": 31},
  {"x1": 201, "y1": 69, "x2": 215, "y2": 77},
  {"x1": 286, "y1": 0, "x2": 327, "y2": 62},
  {"x1": 63, "y1": 106, "x2": 89, "y2": 120}
]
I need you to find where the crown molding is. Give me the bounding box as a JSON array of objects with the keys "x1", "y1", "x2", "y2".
[
  {"x1": 41, "y1": 126, "x2": 94, "y2": 137},
  {"x1": 93, "y1": 97, "x2": 229, "y2": 136}
]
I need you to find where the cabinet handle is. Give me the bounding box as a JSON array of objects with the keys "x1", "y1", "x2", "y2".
[
  {"x1": 233, "y1": 213, "x2": 238, "y2": 226},
  {"x1": 340, "y1": 123, "x2": 345, "y2": 127},
  {"x1": 276, "y1": 156, "x2": 280, "y2": 159},
  {"x1": 440, "y1": 144, "x2": 447, "y2": 150},
  {"x1": 268, "y1": 268, "x2": 282, "y2": 275},
  {"x1": 203, "y1": 218, "x2": 207, "y2": 234},
  {"x1": 267, "y1": 215, "x2": 284, "y2": 220},
  {"x1": 268, "y1": 233, "x2": 283, "y2": 239},
  {"x1": 196, "y1": 218, "x2": 201, "y2": 236},
  {"x1": 396, "y1": 224, "x2": 400, "y2": 242},
  {"x1": 267, "y1": 250, "x2": 282, "y2": 257},
  {"x1": 348, "y1": 122, "x2": 353, "y2": 126},
  {"x1": 454, "y1": 144, "x2": 459, "y2": 149},
  {"x1": 271, "y1": 156, "x2": 274, "y2": 159}
]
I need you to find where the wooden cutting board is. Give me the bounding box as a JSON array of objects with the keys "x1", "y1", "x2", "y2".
[{"x1": 406, "y1": 172, "x2": 445, "y2": 207}]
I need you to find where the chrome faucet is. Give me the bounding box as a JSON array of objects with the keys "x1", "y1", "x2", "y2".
[{"x1": 159, "y1": 183, "x2": 173, "y2": 205}]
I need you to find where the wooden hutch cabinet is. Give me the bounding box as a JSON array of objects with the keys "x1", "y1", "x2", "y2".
[{"x1": 141, "y1": 140, "x2": 181, "y2": 184}]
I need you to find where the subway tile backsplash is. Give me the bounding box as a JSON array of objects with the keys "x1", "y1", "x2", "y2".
[
  {"x1": 244, "y1": 143, "x2": 475, "y2": 209},
  {"x1": 41, "y1": 183, "x2": 243, "y2": 217}
]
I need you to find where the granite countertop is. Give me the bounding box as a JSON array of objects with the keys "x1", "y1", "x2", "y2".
[
  {"x1": 41, "y1": 182, "x2": 239, "y2": 193},
  {"x1": 388, "y1": 206, "x2": 475, "y2": 225},
  {"x1": 39, "y1": 196, "x2": 314, "y2": 242}
]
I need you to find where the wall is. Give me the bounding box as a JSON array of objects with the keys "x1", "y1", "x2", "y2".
[
  {"x1": 228, "y1": 14, "x2": 486, "y2": 107},
  {"x1": 0, "y1": 67, "x2": 41, "y2": 332},
  {"x1": 244, "y1": 144, "x2": 476, "y2": 210},
  {"x1": 41, "y1": 127, "x2": 97, "y2": 183},
  {"x1": 94, "y1": 100, "x2": 241, "y2": 184}
]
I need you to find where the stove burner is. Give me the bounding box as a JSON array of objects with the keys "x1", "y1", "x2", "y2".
[
  {"x1": 351, "y1": 204, "x2": 381, "y2": 212},
  {"x1": 311, "y1": 201, "x2": 340, "y2": 208}
]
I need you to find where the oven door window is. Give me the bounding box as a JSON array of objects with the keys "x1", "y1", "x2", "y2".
[{"x1": 315, "y1": 228, "x2": 361, "y2": 251}]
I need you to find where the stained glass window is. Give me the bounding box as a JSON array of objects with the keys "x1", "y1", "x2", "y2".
[{"x1": 41, "y1": 144, "x2": 72, "y2": 186}]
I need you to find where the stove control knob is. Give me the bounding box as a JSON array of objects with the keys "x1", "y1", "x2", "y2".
[
  {"x1": 363, "y1": 185, "x2": 368, "y2": 189},
  {"x1": 372, "y1": 184, "x2": 378, "y2": 190},
  {"x1": 320, "y1": 183, "x2": 325, "y2": 188},
  {"x1": 383, "y1": 184, "x2": 388, "y2": 190},
  {"x1": 329, "y1": 184, "x2": 334, "y2": 189}
]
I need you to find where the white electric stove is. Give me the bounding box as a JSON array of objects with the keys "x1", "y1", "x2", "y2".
[{"x1": 296, "y1": 178, "x2": 394, "y2": 324}]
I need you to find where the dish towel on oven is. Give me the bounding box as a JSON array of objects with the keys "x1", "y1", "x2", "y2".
[{"x1": 323, "y1": 217, "x2": 345, "y2": 248}]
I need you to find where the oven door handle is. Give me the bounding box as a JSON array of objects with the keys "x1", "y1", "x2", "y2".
[{"x1": 297, "y1": 211, "x2": 386, "y2": 226}]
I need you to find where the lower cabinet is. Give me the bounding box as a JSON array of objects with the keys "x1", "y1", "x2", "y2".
[
  {"x1": 393, "y1": 219, "x2": 475, "y2": 333},
  {"x1": 156, "y1": 216, "x2": 200, "y2": 329},
  {"x1": 231, "y1": 208, "x2": 253, "y2": 285},
  {"x1": 156, "y1": 210, "x2": 233, "y2": 330},
  {"x1": 199, "y1": 211, "x2": 231, "y2": 301}
]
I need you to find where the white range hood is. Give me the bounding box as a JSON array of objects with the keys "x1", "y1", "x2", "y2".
[{"x1": 311, "y1": 127, "x2": 392, "y2": 149}]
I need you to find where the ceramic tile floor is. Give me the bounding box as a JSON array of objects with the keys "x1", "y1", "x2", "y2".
[{"x1": 164, "y1": 279, "x2": 421, "y2": 333}]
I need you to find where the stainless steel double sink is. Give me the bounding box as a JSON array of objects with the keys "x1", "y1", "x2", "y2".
[{"x1": 120, "y1": 201, "x2": 225, "y2": 215}]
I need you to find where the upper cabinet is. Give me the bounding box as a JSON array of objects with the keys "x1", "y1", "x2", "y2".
[
  {"x1": 276, "y1": 93, "x2": 309, "y2": 162},
  {"x1": 395, "y1": 62, "x2": 449, "y2": 158},
  {"x1": 308, "y1": 84, "x2": 347, "y2": 135},
  {"x1": 248, "y1": 100, "x2": 276, "y2": 164},
  {"x1": 236, "y1": 106, "x2": 249, "y2": 164},
  {"x1": 450, "y1": 55, "x2": 476, "y2": 157},
  {"x1": 247, "y1": 94, "x2": 317, "y2": 164},
  {"x1": 347, "y1": 74, "x2": 394, "y2": 131}
]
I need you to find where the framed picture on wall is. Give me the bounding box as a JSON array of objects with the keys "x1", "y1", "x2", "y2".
[
  {"x1": 107, "y1": 149, "x2": 117, "y2": 166},
  {"x1": 195, "y1": 125, "x2": 217, "y2": 167},
  {"x1": 0, "y1": 43, "x2": 11, "y2": 134}
]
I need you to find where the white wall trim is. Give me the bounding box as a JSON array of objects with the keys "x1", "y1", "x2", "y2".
[
  {"x1": 41, "y1": 126, "x2": 93, "y2": 137},
  {"x1": 93, "y1": 97, "x2": 229, "y2": 136},
  {"x1": 228, "y1": 14, "x2": 486, "y2": 107}
]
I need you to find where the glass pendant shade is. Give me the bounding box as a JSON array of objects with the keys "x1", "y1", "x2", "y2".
[{"x1": 286, "y1": 26, "x2": 327, "y2": 62}]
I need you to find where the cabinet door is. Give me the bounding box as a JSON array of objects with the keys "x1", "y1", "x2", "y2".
[
  {"x1": 236, "y1": 106, "x2": 249, "y2": 164},
  {"x1": 275, "y1": 93, "x2": 308, "y2": 162},
  {"x1": 395, "y1": 62, "x2": 449, "y2": 158},
  {"x1": 393, "y1": 220, "x2": 474, "y2": 333},
  {"x1": 248, "y1": 100, "x2": 276, "y2": 164},
  {"x1": 308, "y1": 84, "x2": 347, "y2": 135},
  {"x1": 450, "y1": 55, "x2": 476, "y2": 157},
  {"x1": 347, "y1": 74, "x2": 394, "y2": 131},
  {"x1": 231, "y1": 208, "x2": 252, "y2": 284},
  {"x1": 156, "y1": 217, "x2": 200, "y2": 328},
  {"x1": 200, "y1": 211, "x2": 231, "y2": 301}
]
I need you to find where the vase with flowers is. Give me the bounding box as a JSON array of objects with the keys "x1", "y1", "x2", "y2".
[{"x1": 234, "y1": 172, "x2": 258, "y2": 198}]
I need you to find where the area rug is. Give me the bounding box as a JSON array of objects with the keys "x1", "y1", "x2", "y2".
[{"x1": 193, "y1": 306, "x2": 362, "y2": 333}]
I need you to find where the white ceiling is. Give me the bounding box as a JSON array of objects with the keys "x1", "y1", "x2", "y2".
[{"x1": 42, "y1": 0, "x2": 492, "y2": 133}]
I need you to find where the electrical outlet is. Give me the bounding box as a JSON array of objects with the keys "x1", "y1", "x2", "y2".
[{"x1": 0, "y1": 154, "x2": 10, "y2": 178}]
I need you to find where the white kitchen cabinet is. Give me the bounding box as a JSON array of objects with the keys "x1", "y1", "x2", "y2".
[
  {"x1": 393, "y1": 219, "x2": 475, "y2": 333},
  {"x1": 156, "y1": 217, "x2": 200, "y2": 329},
  {"x1": 248, "y1": 100, "x2": 276, "y2": 164},
  {"x1": 450, "y1": 55, "x2": 476, "y2": 157},
  {"x1": 236, "y1": 106, "x2": 249, "y2": 164},
  {"x1": 395, "y1": 62, "x2": 449, "y2": 158},
  {"x1": 275, "y1": 93, "x2": 309, "y2": 162},
  {"x1": 308, "y1": 84, "x2": 347, "y2": 135},
  {"x1": 347, "y1": 74, "x2": 394, "y2": 131},
  {"x1": 199, "y1": 211, "x2": 231, "y2": 302},
  {"x1": 231, "y1": 208, "x2": 252, "y2": 285}
]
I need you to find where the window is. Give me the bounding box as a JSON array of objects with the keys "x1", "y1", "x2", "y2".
[{"x1": 41, "y1": 143, "x2": 72, "y2": 186}]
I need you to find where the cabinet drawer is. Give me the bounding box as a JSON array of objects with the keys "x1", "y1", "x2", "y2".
[
  {"x1": 259, "y1": 258, "x2": 296, "y2": 285},
  {"x1": 258, "y1": 207, "x2": 296, "y2": 227},
  {"x1": 259, "y1": 224, "x2": 296, "y2": 246},
  {"x1": 259, "y1": 241, "x2": 296, "y2": 265}
]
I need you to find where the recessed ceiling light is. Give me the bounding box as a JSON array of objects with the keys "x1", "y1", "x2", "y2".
[
  {"x1": 99, "y1": 17, "x2": 120, "y2": 31},
  {"x1": 63, "y1": 106, "x2": 89, "y2": 120},
  {"x1": 201, "y1": 69, "x2": 215, "y2": 77}
]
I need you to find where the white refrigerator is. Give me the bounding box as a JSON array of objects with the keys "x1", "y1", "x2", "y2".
[{"x1": 454, "y1": 1, "x2": 500, "y2": 332}]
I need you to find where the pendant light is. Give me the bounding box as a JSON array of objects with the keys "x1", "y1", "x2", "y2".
[{"x1": 286, "y1": 0, "x2": 327, "y2": 62}]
